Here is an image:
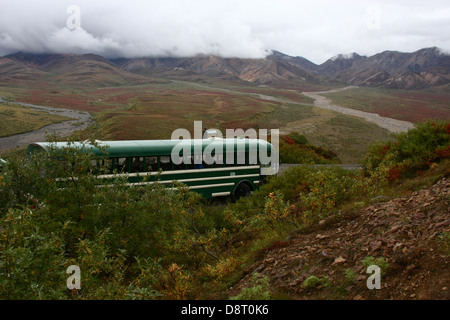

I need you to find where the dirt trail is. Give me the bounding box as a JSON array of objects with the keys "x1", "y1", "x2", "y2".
[
  {"x1": 301, "y1": 87, "x2": 415, "y2": 133},
  {"x1": 0, "y1": 98, "x2": 93, "y2": 152}
]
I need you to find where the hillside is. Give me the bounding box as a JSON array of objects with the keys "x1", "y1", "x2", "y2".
[
  {"x1": 112, "y1": 53, "x2": 325, "y2": 87},
  {"x1": 2, "y1": 47, "x2": 449, "y2": 89},
  {"x1": 229, "y1": 174, "x2": 450, "y2": 300},
  {"x1": 0, "y1": 56, "x2": 48, "y2": 82},
  {"x1": 1, "y1": 52, "x2": 156, "y2": 87},
  {"x1": 318, "y1": 47, "x2": 450, "y2": 89},
  {"x1": 112, "y1": 47, "x2": 450, "y2": 89}
]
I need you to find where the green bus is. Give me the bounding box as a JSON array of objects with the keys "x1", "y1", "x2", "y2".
[{"x1": 26, "y1": 138, "x2": 278, "y2": 200}]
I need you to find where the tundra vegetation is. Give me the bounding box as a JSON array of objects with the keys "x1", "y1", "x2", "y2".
[{"x1": 0, "y1": 120, "x2": 448, "y2": 299}]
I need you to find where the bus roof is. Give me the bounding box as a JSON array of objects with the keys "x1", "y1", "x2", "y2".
[{"x1": 26, "y1": 138, "x2": 273, "y2": 158}]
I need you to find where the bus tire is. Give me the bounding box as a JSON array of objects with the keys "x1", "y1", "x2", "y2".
[{"x1": 233, "y1": 182, "x2": 252, "y2": 201}]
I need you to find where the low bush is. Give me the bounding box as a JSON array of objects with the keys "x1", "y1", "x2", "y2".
[
  {"x1": 362, "y1": 120, "x2": 450, "y2": 181},
  {"x1": 279, "y1": 132, "x2": 340, "y2": 164},
  {"x1": 0, "y1": 139, "x2": 228, "y2": 299},
  {"x1": 302, "y1": 275, "x2": 330, "y2": 289},
  {"x1": 1, "y1": 121, "x2": 448, "y2": 299},
  {"x1": 229, "y1": 273, "x2": 271, "y2": 300}
]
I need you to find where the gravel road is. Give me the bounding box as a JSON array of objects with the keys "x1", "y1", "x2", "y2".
[{"x1": 301, "y1": 87, "x2": 414, "y2": 133}]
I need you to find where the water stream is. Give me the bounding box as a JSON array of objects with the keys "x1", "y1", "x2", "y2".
[{"x1": 0, "y1": 97, "x2": 93, "y2": 152}]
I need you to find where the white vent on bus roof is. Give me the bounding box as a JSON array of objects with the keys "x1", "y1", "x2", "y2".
[
  {"x1": 203, "y1": 129, "x2": 220, "y2": 139},
  {"x1": 83, "y1": 139, "x2": 103, "y2": 144}
]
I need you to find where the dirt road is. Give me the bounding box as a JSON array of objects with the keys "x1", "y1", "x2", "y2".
[{"x1": 301, "y1": 87, "x2": 414, "y2": 133}]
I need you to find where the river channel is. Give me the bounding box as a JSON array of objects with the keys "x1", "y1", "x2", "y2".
[{"x1": 0, "y1": 97, "x2": 93, "y2": 152}]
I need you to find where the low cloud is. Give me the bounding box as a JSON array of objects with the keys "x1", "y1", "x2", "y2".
[{"x1": 0, "y1": 0, "x2": 449, "y2": 64}]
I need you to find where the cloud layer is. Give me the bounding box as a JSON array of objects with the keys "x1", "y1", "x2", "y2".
[{"x1": 1, "y1": 0, "x2": 449, "y2": 64}]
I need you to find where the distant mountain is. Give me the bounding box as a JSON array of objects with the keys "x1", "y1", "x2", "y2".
[
  {"x1": 316, "y1": 47, "x2": 450, "y2": 89},
  {"x1": 0, "y1": 56, "x2": 47, "y2": 82},
  {"x1": 1, "y1": 47, "x2": 449, "y2": 89},
  {"x1": 112, "y1": 53, "x2": 325, "y2": 86},
  {"x1": 111, "y1": 47, "x2": 450, "y2": 89},
  {"x1": 318, "y1": 52, "x2": 366, "y2": 77},
  {"x1": 1, "y1": 52, "x2": 154, "y2": 86},
  {"x1": 266, "y1": 50, "x2": 319, "y2": 73}
]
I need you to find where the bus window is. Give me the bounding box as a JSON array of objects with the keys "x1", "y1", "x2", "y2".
[
  {"x1": 171, "y1": 153, "x2": 185, "y2": 170},
  {"x1": 203, "y1": 154, "x2": 213, "y2": 168},
  {"x1": 184, "y1": 155, "x2": 196, "y2": 170},
  {"x1": 236, "y1": 152, "x2": 246, "y2": 166},
  {"x1": 90, "y1": 159, "x2": 98, "y2": 173},
  {"x1": 131, "y1": 156, "x2": 145, "y2": 173},
  {"x1": 193, "y1": 154, "x2": 204, "y2": 169},
  {"x1": 146, "y1": 156, "x2": 157, "y2": 171},
  {"x1": 116, "y1": 157, "x2": 128, "y2": 172},
  {"x1": 173, "y1": 163, "x2": 184, "y2": 170},
  {"x1": 95, "y1": 158, "x2": 113, "y2": 173},
  {"x1": 258, "y1": 150, "x2": 271, "y2": 167},
  {"x1": 103, "y1": 158, "x2": 114, "y2": 173},
  {"x1": 225, "y1": 153, "x2": 235, "y2": 167},
  {"x1": 213, "y1": 152, "x2": 224, "y2": 167},
  {"x1": 160, "y1": 156, "x2": 172, "y2": 171},
  {"x1": 173, "y1": 156, "x2": 185, "y2": 170}
]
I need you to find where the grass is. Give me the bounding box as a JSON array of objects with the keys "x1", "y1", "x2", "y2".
[
  {"x1": 0, "y1": 103, "x2": 72, "y2": 137},
  {"x1": 282, "y1": 106, "x2": 394, "y2": 163}
]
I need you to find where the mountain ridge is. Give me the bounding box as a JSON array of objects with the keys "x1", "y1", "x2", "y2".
[{"x1": 1, "y1": 47, "x2": 449, "y2": 89}]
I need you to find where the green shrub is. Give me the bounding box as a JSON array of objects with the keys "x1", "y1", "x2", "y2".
[
  {"x1": 302, "y1": 275, "x2": 330, "y2": 289},
  {"x1": 436, "y1": 232, "x2": 450, "y2": 256},
  {"x1": 361, "y1": 256, "x2": 390, "y2": 275},
  {"x1": 0, "y1": 138, "x2": 226, "y2": 299},
  {"x1": 279, "y1": 133, "x2": 340, "y2": 164},
  {"x1": 344, "y1": 268, "x2": 357, "y2": 285},
  {"x1": 288, "y1": 132, "x2": 308, "y2": 145},
  {"x1": 0, "y1": 207, "x2": 68, "y2": 299},
  {"x1": 362, "y1": 120, "x2": 450, "y2": 181},
  {"x1": 229, "y1": 273, "x2": 271, "y2": 300}
]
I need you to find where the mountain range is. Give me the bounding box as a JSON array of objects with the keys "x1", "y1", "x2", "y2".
[{"x1": 1, "y1": 47, "x2": 449, "y2": 89}]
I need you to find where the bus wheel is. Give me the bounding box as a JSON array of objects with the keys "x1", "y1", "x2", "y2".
[{"x1": 233, "y1": 183, "x2": 251, "y2": 201}]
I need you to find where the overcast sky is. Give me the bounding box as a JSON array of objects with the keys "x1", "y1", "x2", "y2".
[{"x1": 0, "y1": 0, "x2": 449, "y2": 64}]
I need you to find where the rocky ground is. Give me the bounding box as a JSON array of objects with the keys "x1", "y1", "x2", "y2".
[{"x1": 229, "y1": 176, "x2": 450, "y2": 300}]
